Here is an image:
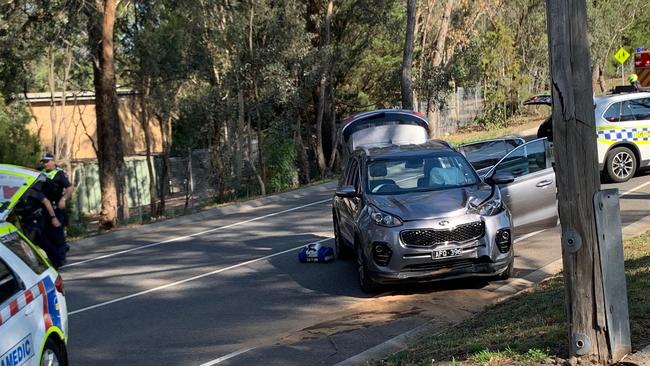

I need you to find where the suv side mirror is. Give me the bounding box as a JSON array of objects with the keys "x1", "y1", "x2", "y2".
[
  {"x1": 485, "y1": 171, "x2": 515, "y2": 186},
  {"x1": 335, "y1": 185, "x2": 358, "y2": 198}
]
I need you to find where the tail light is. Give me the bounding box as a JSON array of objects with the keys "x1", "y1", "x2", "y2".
[{"x1": 55, "y1": 275, "x2": 65, "y2": 295}]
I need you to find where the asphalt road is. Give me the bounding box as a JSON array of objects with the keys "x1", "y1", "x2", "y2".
[{"x1": 60, "y1": 171, "x2": 650, "y2": 366}]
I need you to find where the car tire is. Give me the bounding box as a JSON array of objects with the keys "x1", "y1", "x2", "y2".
[
  {"x1": 356, "y1": 242, "x2": 378, "y2": 293},
  {"x1": 333, "y1": 216, "x2": 352, "y2": 260},
  {"x1": 606, "y1": 147, "x2": 637, "y2": 183},
  {"x1": 41, "y1": 338, "x2": 67, "y2": 366}
]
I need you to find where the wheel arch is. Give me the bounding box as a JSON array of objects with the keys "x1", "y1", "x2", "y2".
[
  {"x1": 39, "y1": 326, "x2": 68, "y2": 366},
  {"x1": 606, "y1": 142, "x2": 641, "y2": 167}
]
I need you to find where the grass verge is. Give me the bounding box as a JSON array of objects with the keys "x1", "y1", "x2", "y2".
[{"x1": 369, "y1": 230, "x2": 650, "y2": 366}]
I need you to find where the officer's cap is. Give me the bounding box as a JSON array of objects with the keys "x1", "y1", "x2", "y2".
[{"x1": 41, "y1": 152, "x2": 55, "y2": 162}]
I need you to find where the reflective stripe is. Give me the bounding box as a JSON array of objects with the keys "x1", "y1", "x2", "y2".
[
  {"x1": 42, "y1": 169, "x2": 62, "y2": 180},
  {"x1": 0, "y1": 280, "x2": 42, "y2": 326}
]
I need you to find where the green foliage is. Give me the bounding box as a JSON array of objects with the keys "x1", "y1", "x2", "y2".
[
  {"x1": 263, "y1": 120, "x2": 298, "y2": 193},
  {"x1": 0, "y1": 97, "x2": 41, "y2": 167}
]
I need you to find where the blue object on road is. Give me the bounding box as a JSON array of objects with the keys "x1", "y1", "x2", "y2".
[{"x1": 298, "y1": 243, "x2": 334, "y2": 263}]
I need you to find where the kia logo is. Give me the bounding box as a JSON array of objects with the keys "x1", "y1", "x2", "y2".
[{"x1": 438, "y1": 220, "x2": 450, "y2": 227}]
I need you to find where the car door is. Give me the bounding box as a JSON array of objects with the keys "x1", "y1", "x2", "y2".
[
  {"x1": 0, "y1": 251, "x2": 40, "y2": 366},
  {"x1": 338, "y1": 158, "x2": 361, "y2": 243},
  {"x1": 627, "y1": 97, "x2": 650, "y2": 165},
  {"x1": 488, "y1": 138, "x2": 558, "y2": 234},
  {"x1": 459, "y1": 138, "x2": 525, "y2": 176}
]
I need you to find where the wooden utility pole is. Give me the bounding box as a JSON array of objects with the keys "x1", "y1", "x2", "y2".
[{"x1": 546, "y1": 0, "x2": 610, "y2": 363}]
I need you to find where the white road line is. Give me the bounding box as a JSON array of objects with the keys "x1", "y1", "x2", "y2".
[
  {"x1": 68, "y1": 237, "x2": 333, "y2": 316},
  {"x1": 619, "y1": 180, "x2": 650, "y2": 197},
  {"x1": 199, "y1": 347, "x2": 256, "y2": 366},
  {"x1": 63, "y1": 199, "x2": 331, "y2": 268},
  {"x1": 513, "y1": 229, "x2": 547, "y2": 244}
]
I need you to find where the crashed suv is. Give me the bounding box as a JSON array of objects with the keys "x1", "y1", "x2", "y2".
[{"x1": 332, "y1": 110, "x2": 526, "y2": 292}]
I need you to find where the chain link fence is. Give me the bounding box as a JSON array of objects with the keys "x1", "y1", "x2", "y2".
[{"x1": 420, "y1": 86, "x2": 484, "y2": 137}]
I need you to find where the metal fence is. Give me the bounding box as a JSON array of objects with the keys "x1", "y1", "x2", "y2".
[
  {"x1": 71, "y1": 147, "x2": 262, "y2": 219},
  {"x1": 419, "y1": 86, "x2": 484, "y2": 137}
]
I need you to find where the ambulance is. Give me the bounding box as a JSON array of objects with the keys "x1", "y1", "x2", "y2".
[{"x1": 0, "y1": 164, "x2": 69, "y2": 366}]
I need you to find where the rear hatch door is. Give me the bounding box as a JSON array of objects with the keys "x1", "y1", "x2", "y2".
[
  {"x1": 0, "y1": 165, "x2": 41, "y2": 222},
  {"x1": 340, "y1": 110, "x2": 430, "y2": 154}
]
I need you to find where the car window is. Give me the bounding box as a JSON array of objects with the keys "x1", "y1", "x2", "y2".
[
  {"x1": 493, "y1": 139, "x2": 547, "y2": 178},
  {"x1": 366, "y1": 153, "x2": 478, "y2": 195},
  {"x1": 346, "y1": 159, "x2": 359, "y2": 189},
  {"x1": 0, "y1": 259, "x2": 23, "y2": 306},
  {"x1": 350, "y1": 161, "x2": 360, "y2": 190},
  {"x1": 462, "y1": 140, "x2": 523, "y2": 171},
  {"x1": 603, "y1": 102, "x2": 621, "y2": 122},
  {"x1": 628, "y1": 98, "x2": 650, "y2": 121},
  {"x1": 1, "y1": 232, "x2": 48, "y2": 274},
  {"x1": 604, "y1": 101, "x2": 642, "y2": 122}
]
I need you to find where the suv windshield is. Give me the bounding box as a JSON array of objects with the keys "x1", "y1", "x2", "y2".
[{"x1": 366, "y1": 153, "x2": 479, "y2": 195}]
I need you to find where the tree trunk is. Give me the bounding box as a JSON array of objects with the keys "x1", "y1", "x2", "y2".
[
  {"x1": 86, "y1": 0, "x2": 127, "y2": 229},
  {"x1": 597, "y1": 64, "x2": 607, "y2": 93},
  {"x1": 314, "y1": 0, "x2": 333, "y2": 177},
  {"x1": 246, "y1": 115, "x2": 265, "y2": 195},
  {"x1": 157, "y1": 114, "x2": 173, "y2": 216},
  {"x1": 401, "y1": 0, "x2": 416, "y2": 110},
  {"x1": 296, "y1": 115, "x2": 311, "y2": 184},
  {"x1": 431, "y1": 0, "x2": 454, "y2": 68}
]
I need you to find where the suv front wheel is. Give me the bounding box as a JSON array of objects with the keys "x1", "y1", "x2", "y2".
[
  {"x1": 606, "y1": 146, "x2": 637, "y2": 183},
  {"x1": 356, "y1": 242, "x2": 378, "y2": 293}
]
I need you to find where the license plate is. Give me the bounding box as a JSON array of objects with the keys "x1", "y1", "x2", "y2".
[{"x1": 432, "y1": 248, "x2": 462, "y2": 259}]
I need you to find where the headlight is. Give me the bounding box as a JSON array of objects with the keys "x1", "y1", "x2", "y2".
[
  {"x1": 368, "y1": 205, "x2": 403, "y2": 227},
  {"x1": 469, "y1": 190, "x2": 503, "y2": 216}
]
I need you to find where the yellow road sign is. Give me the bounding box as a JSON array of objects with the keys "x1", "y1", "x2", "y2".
[{"x1": 615, "y1": 48, "x2": 630, "y2": 64}]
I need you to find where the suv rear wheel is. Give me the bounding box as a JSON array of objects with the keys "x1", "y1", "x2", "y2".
[{"x1": 606, "y1": 146, "x2": 637, "y2": 183}]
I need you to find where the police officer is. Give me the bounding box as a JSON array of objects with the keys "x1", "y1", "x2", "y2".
[
  {"x1": 14, "y1": 180, "x2": 65, "y2": 268},
  {"x1": 40, "y1": 153, "x2": 73, "y2": 256},
  {"x1": 629, "y1": 73, "x2": 641, "y2": 91}
]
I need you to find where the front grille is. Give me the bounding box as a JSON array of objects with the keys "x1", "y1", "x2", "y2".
[
  {"x1": 402, "y1": 259, "x2": 476, "y2": 272},
  {"x1": 401, "y1": 256, "x2": 492, "y2": 273},
  {"x1": 400, "y1": 222, "x2": 485, "y2": 247}
]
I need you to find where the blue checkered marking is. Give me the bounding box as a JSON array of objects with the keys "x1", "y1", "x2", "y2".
[{"x1": 597, "y1": 127, "x2": 650, "y2": 142}]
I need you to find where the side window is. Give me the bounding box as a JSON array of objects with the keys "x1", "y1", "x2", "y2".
[
  {"x1": 494, "y1": 140, "x2": 547, "y2": 178},
  {"x1": 0, "y1": 259, "x2": 24, "y2": 306},
  {"x1": 345, "y1": 159, "x2": 359, "y2": 187},
  {"x1": 2, "y1": 232, "x2": 48, "y2": 274},
  {"x1": 620, "y1": 101, "x2": 637, "y2": 122},
  {"x1": 526, "y1": 140, "x2": 547, "y2": 173},
  {"x1": 629, "y1": 98, "x2": 650, "y2": 121},
  {"x1": 603, "y1": 102, "x2": 622, "y2": 122},
  {"x1": 494, "y1": 149, "x2": 528, "y2": 178},
  {"x1": 349, "y1": 160, "x2": 360, "y2": 190}
]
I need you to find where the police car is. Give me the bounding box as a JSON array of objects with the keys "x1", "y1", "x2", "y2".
[
  {"x1": 595, "y1": 91, "x2": 650, "y2": 182},
  {"x1": 527, "y1": 91, "x2": 650, "y2": 182},
  {"x1": 0, "y1": 165, "x2": 69, "y2": 366}
]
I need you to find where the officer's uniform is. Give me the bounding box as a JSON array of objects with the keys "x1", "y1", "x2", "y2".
[
  {"x1": 42, "y1": 167, "x2": 71, "y2": 256},
  {"x1": 14, "y1": 183, "x2": 65, "y2": 268}
]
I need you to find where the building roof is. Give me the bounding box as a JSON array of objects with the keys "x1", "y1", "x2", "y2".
[{"x1": 24, "y1": 90, "x2": 138, "y2": 103}]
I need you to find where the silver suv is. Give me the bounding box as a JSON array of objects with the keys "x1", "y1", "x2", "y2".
[{"x1": 331, "y1": 110, "x2": 558, "y2": 292}]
